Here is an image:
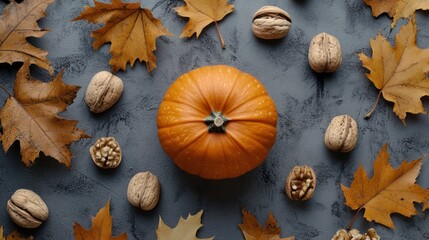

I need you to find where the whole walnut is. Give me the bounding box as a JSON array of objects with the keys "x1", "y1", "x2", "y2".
[
  {"x1": 85, "y1": 71, "x2": 123, "y2": 113},
  {"x1": 325, "y1": 115, "x2": 358, "y2": 153},
  {"x1": 7, "y1": 189, "x2": 49, "y2": 228},
  {"x1": 252, "y1": 6, "x2": 291, "y2": 40},
  {"x1": 308, "y1": 32, "x2": 342, "y2": 73},
  {"x1": 127, "y1": 172, "x2": 160, "y2": 211}
]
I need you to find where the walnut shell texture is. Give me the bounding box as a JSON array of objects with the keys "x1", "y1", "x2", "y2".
[
  {"x1": 252, "y1": 6, "x2": 291, "y2": 40},
  {"x1": 127, "y1": 172, "x2": 160, "y2": 211},
  {"x1": 85, "y1": 71, "x2": 123, "y2": 113},
  {"x1": 7, "y1": 189, "x2": 49, "y2": 228},
  {"x1": 324, "y1": 115, "x2": 358, "y2": 152},
  {"x1": 308, "y1": 32, "x2": 342, "y2": 73}
]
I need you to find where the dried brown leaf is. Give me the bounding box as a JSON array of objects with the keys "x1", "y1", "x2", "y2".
[
  {"x1": 239, "y1": 210, "x2": 295, "y2": 240},
  {"x1": 0, "y1": 0, "x2": 54, "y2": 74},
  {"x1": 0, "y1": 226, "x2": 33, "y2": 240},
  {"x1": 341, "y1": 144, "x2": 429, "y2": 228}
]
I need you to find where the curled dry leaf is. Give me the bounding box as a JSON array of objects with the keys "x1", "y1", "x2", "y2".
[
  {"x1": 0, "y1": 62, "x2": 89, "y2": 167},
  {"x1": 0, "y1": 0, "x2": 54, "y2": 74},
  {"x1": 363, "y1": 0, "x2": 429, "y2": 28},
  {"x1": 359, "y1": 17, "x2": 429, "y2": 124},
  {"x1": 175, "y1": 0, "x2": 234, "y2": 48},
  {"x1": 0, "y1": 226, "x2": 33, "y2": 240},
  {"x1": 239, "y1": 209, "x2": 295, "y2": 240},
  {"x1": 156, "y1": 210, "x2": 213, "y2": 240},
  {"x1": 73, "y1": 200, "x2": 127, "y2": 240},
  {"x1": 341, "y1": 144, "x2": 429, "y2": 228},
  {"x1": 74, "y1": 0, "x2": 172, "y2": 73}
]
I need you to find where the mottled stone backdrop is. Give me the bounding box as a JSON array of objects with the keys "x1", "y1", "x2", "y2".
[{"x1": 0, "y1": 0, "x2": 429, "y2": 239}]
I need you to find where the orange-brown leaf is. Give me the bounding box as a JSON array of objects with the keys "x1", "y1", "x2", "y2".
[
  {"x1": 363, "y1": 0, "x2": 429, "y2": 28},
  {"x1": 341, "y1": 144, "x2": 429, "y2": 228},
  {"x1": 73, "y1": 200, "x2": 127, "y2": 240},
  {"x1": 0, "y1": 226, "x2": 33, "y2": 240},
  {"x1": 0, "y1": 62, "x2": 89, "y2": 167},
  {"x1": 175, "y1": 0, "x2": 234, "y2": 48},
  {"x1": 73, "y1": 0, "x2": 172, "y2": 73},
  {"x1": 358, "y1": 17, "x2": 429, "y2": 123},
  {"x1": 239, "y1": 210, "x2": 295, "y2": 240},
  {"x1": 0, "y1": 0, "x2": 54, "y2": 74}
]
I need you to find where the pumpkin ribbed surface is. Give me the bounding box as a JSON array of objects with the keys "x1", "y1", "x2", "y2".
[{"x1": 157, "y1": 65, "x2": 278, "y2": 179}]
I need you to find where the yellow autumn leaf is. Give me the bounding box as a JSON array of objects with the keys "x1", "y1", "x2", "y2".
[
  {"x1": 359, "y1": 17, "x2": 429, "y2": 123},
  {"x1": 341, "y1": 144, "x2": 429, "y2": 228},
  {"x1": 175, "y1": 0, "x2": 234, "y2": 48},
  {"x1": 239, "y1": 210, "x2": 295, "y2": 240}
]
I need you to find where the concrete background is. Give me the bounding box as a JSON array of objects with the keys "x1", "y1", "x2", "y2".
[{"x1": 1, "y1": 0, "x2": 429, "y2": 239}]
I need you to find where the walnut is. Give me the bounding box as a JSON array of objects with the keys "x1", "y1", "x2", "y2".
[
  {"x1": 85, "y1": 71, "x2": 124, "y2": 113},
  {"x1": 89, "y1": 137, "x2": 122, "y2": 169},
  {"x1": 252, "y1": 6, "x2": 291, "y2": 40},
  {"x1": 308, "y1": 32, "x2": 342, "y2": 73},
  {"x1": 127, "y1": 172, "x2": 160, "y2": 211},
  {"x1": 285, "y1": 165, "x2": 316, "y2": 201},
  {"x1": 332, "y1": 228, "x2": 380, "y2": 240},
  {"x1": 324, "y1": 115, "x2": 358, "y2": 153},
  {"x1": 7, "y1": 189, "x2": 49, "y2": 228}
]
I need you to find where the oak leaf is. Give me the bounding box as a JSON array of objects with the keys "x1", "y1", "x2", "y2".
[
  {"x1": 0, "y1": 62, "x2": 89, "y2": 167},
  {"x1": 156, "y1": 210, "x2": 213, "y2": 240},
  {"x1": 363, "y1": 0, "x2": 429, "y2": 28},
  {"x1": 73, "y1": 200, "x2": 127, "y2": 240},
  {"x1": 341, "y1": 144, "x2": 429, "y2": 228},
  {"x1": 239, "y1": 209, "x2": 295, "y2": 240},
  {"x1": 74, "y1": 0, "x2": 172, "y2": 73},
  {"x1": 175, "y1": 0, "x2": 234, "y2": 48},
  {"x1": 359, "y1": 17, "x2": 429, "y2": 124},
  {"x1": 0, "y1": 226, "x2": 32, "y2": 240},
  {"x1": 0, "y1": 0, "x2": 54, "y2": 74}
]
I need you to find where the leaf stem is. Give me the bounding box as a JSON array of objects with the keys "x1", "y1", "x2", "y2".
[
  {"x1": 214, "y1": 21, "x2": 225, "y2": 49},
  {"x1": 0, "y1": 83, "x2": 12, "y2": 96},
  {"x1": 364, "y1": 91, "x2": 382, "y2": 119},
  {"x1": 346, "y1": 207, "x2": 362, "y2": 230}
]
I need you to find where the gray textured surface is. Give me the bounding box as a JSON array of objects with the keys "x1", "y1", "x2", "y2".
[{"x1": 1, "y1": 0, "x2": 429, "y2": 239}]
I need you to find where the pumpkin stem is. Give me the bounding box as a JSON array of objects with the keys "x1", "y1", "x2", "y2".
[{"x1": 204, "y1": 111, "x2": 228, "y2": 133}]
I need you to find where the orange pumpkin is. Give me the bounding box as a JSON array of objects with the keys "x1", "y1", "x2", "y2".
[{"x1": 157, "y1": 65, "x2": 278, "y2": 179}]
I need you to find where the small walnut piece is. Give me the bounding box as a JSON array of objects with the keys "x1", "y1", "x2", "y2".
[
  {"x1": 127, "y1": 171, "x2": 160, "y2": 211},
  {"x1": 285, "y1": 165, "x2": 316, "y2": 201},
  {"x1": 90, "y1": 137, "x2": 122, "y2": 169},
  {"x1": 324, "y1": 115, "x2": 358, "y2": 153},
  {"x1": 308, "y1": 32, "x2": 342, "y2": 73},
  {"x1": 332, "y1": 228, "x2": 380, "y2": 240},
  {"x1": 85, "y1": 71, "x2": 124, "y2": 113},
  {"x1": 7, "y1": 189, "x2": 49, "y2": 228},
  {"x1": 252, "y1": 6, "x2": 291, "y2": 40}
]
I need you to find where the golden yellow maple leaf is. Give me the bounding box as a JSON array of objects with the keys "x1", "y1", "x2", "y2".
[
  {"x1": 0, "y1": 62, "x2": 89, "y2": 167},
  {"x1": 175, "y1": 0, "x2": 234, "y2": 48},
  {"x1": 239, "y1": 210, "x2": 295, "y2": 240},
  {"x1": 0, "y1": 0, "x2": 54, "y2": 74},
  {"x1": 74, "y1": 0, "x2": 172, "y2": 73},
  {"x1": 0, "y1": 226, "x2": 33, "y2": 240},
  {"x1": 364, "y1": 0, "x2": 429, "y2": 28},
  {"x1": 156, "y1": 210, "x2": 213, "y2": 240},
  {"x1": 73, "y1": 200, "x2": 127, "y2": 240},
  {"x1": 341, "y1": 144, "x2": 429, "y2": 228},
  {"x1": 359, "y1": 17, "x2": 429, "y2": 124}
]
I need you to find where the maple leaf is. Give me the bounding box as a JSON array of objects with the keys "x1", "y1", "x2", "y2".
[
  {"x1": 73, "y1": 0, "x2": 172, "y2": 73},
  {"x1": 363, "y1": 0, "x2": 429, "y2": 28},
  {"x1": 175, "y1": 0, "x2": 234, "y2": 49},
  {"x1": 0, "y1": 226, "x2": 33, "y2": 240},
  {"x1": 73, "y1": 200, "x2": 127, "y2": 240},
  {"x1": 0, "y1": 61, "x2": 89, "y2": 167},
  {"x1": 359, "y1": 17, "x2": 429, "y2": 124},
  {"x1": 0, "y1": 0, "x2": 54, "y2": 74},
  {"x1": 424, "y1": 199, "x2": 429, "y2": 211},
  {"x1": 156, "y1": 210, "x2": 213, "y2": 240},
  {"x1": 341, "y1": 144, "x2": 429, "y2": 228},
  {"x1": 239, "y1": 210, "x2": 295, "y2": 240}
]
